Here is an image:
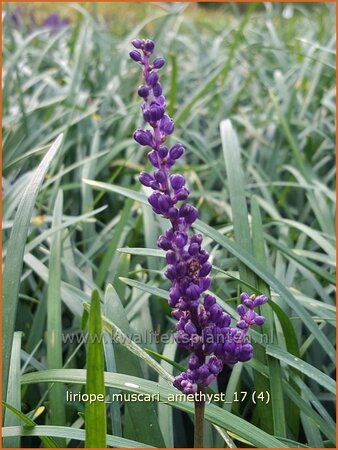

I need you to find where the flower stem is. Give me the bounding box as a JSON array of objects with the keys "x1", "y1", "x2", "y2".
[{"x1": 194, "y1": 385, "x2": 206, "y2": 448}]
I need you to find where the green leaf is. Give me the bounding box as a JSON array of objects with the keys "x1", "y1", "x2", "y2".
[
  {"x1": 119, "y1": 277, "x2": 168, "y2": 301},
  {"x1": 95, "y1": 199, "x2": 133, "y2": 287},
  {"x1": 47, "y1": 190, "x2": 65, "y2": 437},
  {"x1": 248, "y1": 360, "x2": 336, "y2": 443},
  {"x1": 271, "y1": 218, "x2": 335, "y2": 261},
  {"x1": 83, "y1": 179, "x2": 146, "y2": 204},
  {"x1": 101, "y1": 288, "x2": 122, "y2": 438},
  {"x1": 282, "y1": 383, "x2": 335, "y2": 443},
  {"x1": 83, "y1": 288, "x2": 173, "y2": 385},
  {"x1": 269, "y1": 90, "x2": 308, "y2": 178},
  {"x1": 3, "y1": 332, "x2": 23, "y2": 448},
  {"x1": 2, "y1": 425, "x2": 155, "y2": 448},
  {"x1": 167, "y1": 52, "x2": 177, "y2": 117},
  {"x1": 174, "y1": 3, "x2": 257, "y2": 127},
  {"x1": 81, "y1": 129, "x2": 100, "y2": 253},
  {"x1": 85, "y1": 289, "x2": 107, "y2": 448},
  {"x1": 220, "y1": 119, "x2": 273, "y2": 434},
  {"x1": 2, "y1": 133, "x2": 63, "y2": 400},
  {"x1": 220, "y1": 119, "x2": 255, "y2": 286},
  {"x1": 118, "y1": 247, "x2": 164, "y2": 258},
  {"x1": 251, "y1": 197, "x2": 287, "y2": 438},
  {"x1": 266, "y1": 345, "x2": 336, "y2": 394},
  {"x1": 301, "y1": 413, "x2": 324, "y2": 447},
  {"x1": 265, "y1": 233, "x2": 335, "y2": 285},
  {"x1": 86, "y1": 285, "x2": 166, "y2": 447}
]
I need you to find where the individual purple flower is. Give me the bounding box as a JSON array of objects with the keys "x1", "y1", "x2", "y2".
[{"x1": 130, "y1": 38, "x2": 268, "y2": 394}]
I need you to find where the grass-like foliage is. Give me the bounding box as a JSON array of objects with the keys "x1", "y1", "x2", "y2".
[{"x1": 2, "y1": 2, "x2": 336, "y2": 448}]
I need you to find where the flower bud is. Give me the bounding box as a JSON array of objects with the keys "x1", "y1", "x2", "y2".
[
  {"x1": 186, "y1": 283, "x2": 201, "y2": 301},
  {"x1": 236, "y1": 304, "x2": 246, "y2": 317},
  {"x1": 199, "y1": 262, "x2": 212, "y2": 277},
  {"x1": 158, "y1": 145, "x2": 168, "y2": 158},
  {"x1": 169, "y1": 143, "x2": 185, "y2": 160},
  {"x1": 176, "y1": 261, "x2": 187, "y2": 277},
  {"x1": 166, "y1": 250, "x2": 176, "y2": 265},
  {"x1": 184, "y1": 321, "x2": 197, "y2": 335},
  {"x1": 144, "y1": 103, "x2": 165, "y2": 123},
  {"x1": 169, "y1": 286, "x2": 180, "y2": 302},
  {"x1": 254, "y1": 315, "x2": 265, "y2": 326},
  {"x1": 154, "y1": 169, "x2": 166, "y2": 185},
  {"x1": 200, "y1": 276, "x2": 211, "y2": 291},
  {"x1": 198, "y1": 250, "x2": 209, "y2": 264},
  {"x1": 188, "y1": 242, "x2": 200, "y2": 256},
  {"x1": 129, "y1": 50, "x2": 142, "y2": 62},
  {"x1": 185, "y1": 205, "x2": 198, "y2": 224},
  {"x1": 191, "y1": 234, "x2": 203, "y2": 245},
  {"x1": 158, "y1": 194, "x2": 171, "y2": 213},
  {"x1": 153, "y1": 57, "x2": 166, "y2": 68},
  {"x1": 198, "y1": 365, "x2": 210, "y2": 380},
  {"x1": 189, "y1": 354, "x2": 201, "y2": 370},
  {"x1": 172, "y1": 309, "x2": 183, "y2": 320},
  {"x1": 167, "y1": 207, "x2": 179, "y2": 220},
  {"x1": 208, "y1": 356, "x2": 223, "y2": 375},
  {"x1": 236, "y1": 320, "x2": 248, "y2": 330},
  {"x1": 138, "y1": 85, "x2": 149, "y2": 97},
  {"x1": 240, "y1": 292, "x2": 250, "y2": 302},
  {"x1": 148, "y1": 193, "x2": 160, "y2": 210},
  {"x1": 157, "y1": 235, "x2": 172, "y2": 250},
  {"x1": 133, "y1": 129, "x2": 153, "y2": 146},
  {"x1": 144, "y1": 39, "x2": 155, "y2": 53},
  {"x1": 131, "y1": 39, "x2": 143, "y2": 49},
  {"x1": 165, "y1": 265, "x2": 177, "y2": 281},
  {"x1": 139, "y1": 171, "x2": 154, "y2": 187},
  {"x1": 174, "y1": 232, "x2": 188, "y2": 248},
  {"x1": 218, "y1": 313, "x2": 231, "y2": 328},
  {"x1": 204, "y1": 294, "x2": 216, "y2": 309},
  {"x1": 157, "y1": 94, "x2": 166, "y2": 105},
  {"x1": 170, "y1": 174, "x2": 186, "y2": 191},
  {"x1": 254, "y1": 295, "x2": 268, "y2": 306},
  {"x1": 148, "y1": 71, "x2": 159, "y2": 87},
  {"x1": 209, "y1": 303, "x2": 222, "y2": 320},
  {"x1": 174, "y1": 188, "x2": 189, "y2": 201},
  {"x1": 160, "y1": 115, "x2": 175, "y2": 135},
  {"x1": 243, "y1": 298, "x2": 253, "y2": 309},
  {"x1": 148, "y1": 150, "x2": 159, "y2": 167},
  {"x1": 153, "y1": 83, "x2": 163, "y2": 97}
]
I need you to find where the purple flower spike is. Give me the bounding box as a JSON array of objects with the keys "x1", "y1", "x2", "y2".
[{"x1": 130, "y1": 38, "x2": 268, "y2": 394}]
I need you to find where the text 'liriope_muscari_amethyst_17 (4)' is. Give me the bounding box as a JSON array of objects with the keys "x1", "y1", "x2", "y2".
[{"x1": 129, "y1": 38, "x2": 268, "y2": 395}]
